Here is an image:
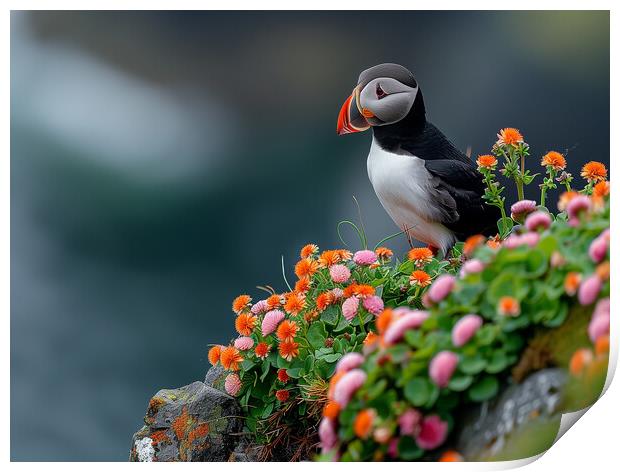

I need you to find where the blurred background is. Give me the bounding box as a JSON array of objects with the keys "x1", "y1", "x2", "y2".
[{"x1": 10, "y1": 10, "x2": 609, "y2": 460}]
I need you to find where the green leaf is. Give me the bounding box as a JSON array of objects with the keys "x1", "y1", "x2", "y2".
[
  {"x1": 307, "y1": 322, "x2": 327, "y2": 349},
  {"x1": 448, "y1": 375, "x2": 473, "y2": 392},
  {"x1": 468, "y1": 376, "x2": 499, "y2": 402},
  {"x1": 320, "y1": 306, "x2": 339, "y2": 326},
  {"x1": 287, "y1": 367, "x2": 303, "y2": 378},
  {"x1": 398, "y1": 436, "x2": 423, "y2": 460},
  {"x1": 404, "y1": 377, "x2": 432, "y2": 406},
  {"x1": 485, "y1": 351, "x2": 509, "y2": 374},
  {"x1": 459, "y1": 355, "x2": 487, "y2": 375},
  {"x1": 322, "y1": 353, "x2": 343, "y2": 364}
]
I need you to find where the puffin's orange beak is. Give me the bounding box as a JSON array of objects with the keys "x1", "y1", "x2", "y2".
[{"x1": 337, "y1": 89, "x2": 370, "y2": 135}]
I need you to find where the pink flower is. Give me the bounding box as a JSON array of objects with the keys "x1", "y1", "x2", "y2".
[
  {"x1": 510, "y1": 199, "x2": 537, "y2": 222},
  {"x1": 261, "y1": 309, "x2": 285, "y2": 336},
  {"x1": 551, "y1": 251, "x2": 566, "y2": 268},
  {"x1": 353, "y1": 249, "x2": 378, "y2": 266},
  {"x1": 388, "y1": 438, "x2": 399, "y2": 458},
  {"x1": 342, "y1": 296, "x2": 360, "y2": 321},
  {"x1": 588, "y1": 312, "x2": 610, "y2": 343},
  {"x1": 429, "y1": 351, "x2": 459, "y2": 387},
  {"x1": 428, "y1": 275, "x2": 456, "y2": 303},
  {"x1": 383, "y1": 310, "x2": 429, "y2": 345},
  {"x1": 567, "y1": 195, "x2": 591, "y2": 227},
  {"x1": 329, "y1": 264, "x2": 351, "y2": 283},
  {"x1": 319, "y1": 418, "x2": 338, "y2": 450},
  {"x1": 234, "y1": 336, "x2": 254, "y2": 351},
  {"x1": 398, "y1": 408, "x2": 422, "y2": 436},
  {"x1": 503, "y1": 234, "x2": 523, "y2": 249},
  {"x1": 525, "y1": 211, "x2": 552, "y2": 232},
  {"x1": 589, "y1": 234, "x2": 608, "y2": 263},
  {"x1": 333, "y1": 369, "x2": 367, "y2": 408},
  {"x1": 363, "y1": 295, "x2": 384, "y2": 315},
  {"x1": 224, "y1": 373, "x2": 242, "y2": 396},
  {"x1": 593, "y1": 297, "x2": 610, "y2": 319},
  {"x1": 452, "y1": 314, "x2": 483, "y2": 347},
  {"x1": 250, "y1": 299, "x2": 268, "y2": 315},
  {"x1": 578, "y1": 275, "x2": 602, "y2": 305},
  {"x1": 460, "y1": 259, "x2": 484, "y2": 278},
  {"x1": 331, "y1": 287, "x2": 344, "y2": 300},
  {"x1": 336, "y1": 352, "x2": 365, "y2": 373},
  {"x1": 416, "y1": 415, "x2": 448, "y2": 450},
  {"x1": 520, "y1": 231, "x2": 540, "y2": 248}
]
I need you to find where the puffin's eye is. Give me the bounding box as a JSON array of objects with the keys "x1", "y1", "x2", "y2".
[{"x1": 376, "y1": 83, "x2": 387, "y2": 99}]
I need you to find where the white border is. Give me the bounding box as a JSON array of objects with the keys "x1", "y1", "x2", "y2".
[{"x1": 3, "y1": 1, "x2": 617, "y2": 469}]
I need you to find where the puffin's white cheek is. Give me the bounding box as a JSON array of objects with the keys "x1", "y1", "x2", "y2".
[{"x1": 373, "y1": 93, "x2": 415, "y2": 124}]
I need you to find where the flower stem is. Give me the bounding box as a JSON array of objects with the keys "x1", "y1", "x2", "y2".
[{"x1": 357, "y1": 311, "x2": 367, "y2": 336}]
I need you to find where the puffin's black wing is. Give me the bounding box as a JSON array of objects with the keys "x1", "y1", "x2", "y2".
[
  {"x1": 394, "y1": 122, "x2": 500, "y2": 238},
  {"x1": 423, "y1": 158, "x2": 501, "y2": 239}
]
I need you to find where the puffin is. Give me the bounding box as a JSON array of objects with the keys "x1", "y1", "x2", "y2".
[{"x1": 336, "y1": 63, "x2": 500, "y2": 254}]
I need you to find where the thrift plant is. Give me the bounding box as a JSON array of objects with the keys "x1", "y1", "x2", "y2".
[{"x1": 206, "y1": 127, "x2": 610, "y2": 461}]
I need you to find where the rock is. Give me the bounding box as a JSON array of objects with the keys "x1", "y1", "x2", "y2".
[
  {"x1": 129, "y1": 381, "x2": 242, "y2": 461},
  {"x1": 204, "y1": 364, "x2": 227, "y2": 391},
  {"x1": 455, "y1": 368, "x2": 567, "y2": 460}
]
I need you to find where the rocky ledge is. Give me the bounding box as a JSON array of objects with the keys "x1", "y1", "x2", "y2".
[{"x1": 130, "y1": 366, "x2": 568, "y2": 462}]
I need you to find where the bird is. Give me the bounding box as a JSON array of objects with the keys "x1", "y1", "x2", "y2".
[{"x1": 336, "y1": 63, "x2": 500, "y2": 254}]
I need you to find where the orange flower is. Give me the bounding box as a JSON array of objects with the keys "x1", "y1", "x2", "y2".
[
  {"x1": 375, "y1": 247, "x2": 393, "y2": 260},
  {"x1": 284, "y1": 292, "x2": 306, "y2": 315},
  {"x1": 353, "y1": 409, "x2": 376, "y2": 439},
  {"x1": 278, "y1": 340, "x2": 299, "y2": 361},
  {"x1": 323, "y1": 401, "x2": 341, "y2": 420},
  {"x1": 363, "y1": 331, "x2": 379, "y2": 347},
  {"x1": 408, "y1": 247, "x2": 434, "y2": 266},
  {"x1": 596, "y1": 261, "x2": 610, "y2": 281},
  {"x1": 463, "y1": 234, "x2": 486, "y2": 257},
  {"x1": 317, "y1": 250, "x2": 340, "y2": 267},
  {"x1": 220, "y1": 346, "x2": 243, "y2": 371},
  {"x1": 569, "y1": 348, "x2": 593, "y2": 376},
  {"x1": 595, "y1": 334, "x2": 610, "y2": 356},
  {"x1": 316, "y1": 292, "x2": 335, "y2": 311},
  {"x1": 235, "y1": 313, "x2": 257, "y2": 336},
  {"x1": 496, "y1": 127, "x2": 524, "y2": 146},
  {"x1": 439, "y1": 451, "x2": 464, "y2": 462},
  {"x1": 304, "y1": 309, "x2": 320, "y2": 323},
  {"x1": 486, "y1": 234, "x2": 501, "y2": 249},
  {"x1": 254, "y1": 342, "x2": 271, "y2": 359},
  {"x1": 208, "y1": 345, "x2": 222, "y2": 365},
  {"x1": 352, "y1": 284, "x2": 375, "y2": 298},
  {"x1": 277, "y1": 368, "x2": 290, "y2": 383},
  {"x1": 376, "y1": 308, "x2": 393, "y2": 334},
  {"x1": 232, "y1": 294, "x2": 251, "y2": 314},
  {"x1": 592, "y1": 181, "x2": 610, "y2": 201},
  {"x1": 564, "y1": 272, "x2": 581, "y2": 296},
  {"x1": 497, "y1": 296, "x2": 520, "y2": 317},
  {"x1": 337, "y1": 249, "x2": 353, "y2": 261},
  {"x1": 275, "y1": 389, "x2": 290, "y2": 402},
  {"x1": 266, "y1": 294, "x2": 282, "y2": 309},
  {"x1": 476, "y1": 154, "x2": 498, "y2": 169},
  {"x1": 300, "y1": 243, "x2": 319, "y2": 259},
  {"x1": 409, "y1": 270, "x2": 432, "y2": 287},
  {"x1": 276, "y1": 320, "x2": 299, "y2": 342},
  {"x1": 541, "y1": 151, "x2": 566, "y2": 171},
  {"x1": 581, "y1": 161, "x2": 607, "y2": 183},
  {"x1": 295, "y1": 277, "x2": 311, "y2": 294},
  {"x1": 294, "y1": 258, "x2": 319, "y2": 278}
]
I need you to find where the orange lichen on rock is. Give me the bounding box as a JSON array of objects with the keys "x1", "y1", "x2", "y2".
[
  {"x1": 150, "y1": 429, "x2": 170, "y2": 445},
  {"x1": 187, "y1": 423, "x2": 210, "y2": 444},
  {"x1": 172, "y1": 406, "x2": 193, "y2": 440}
]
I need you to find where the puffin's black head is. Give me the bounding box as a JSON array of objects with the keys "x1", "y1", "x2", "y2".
[{"x1": 337, "y1": 63, "x2": 424, "y2": 135}]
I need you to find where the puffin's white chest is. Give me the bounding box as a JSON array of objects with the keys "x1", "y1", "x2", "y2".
[{"x1": 366, "y1": 137, "x2": 455, "y2": 250}]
